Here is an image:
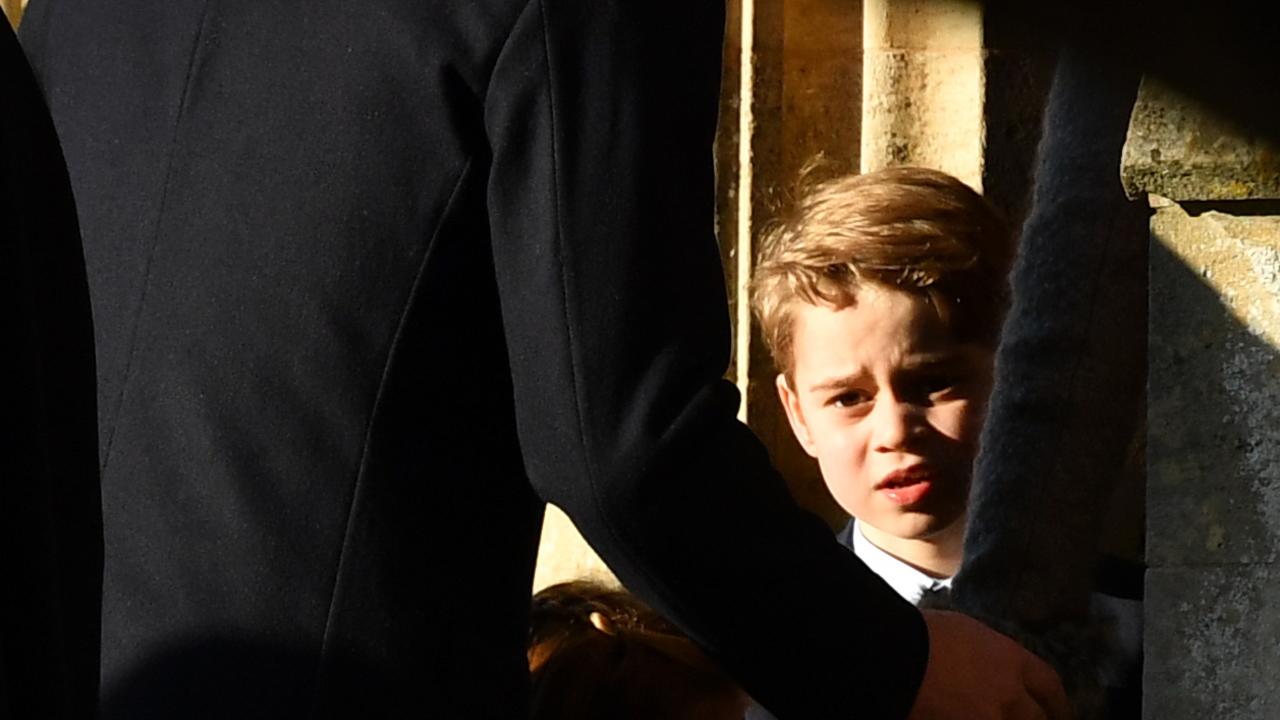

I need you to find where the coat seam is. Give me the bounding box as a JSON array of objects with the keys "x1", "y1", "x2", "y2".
[
  {"x1": 308, "y1": 158, "x2": 475, "y2": 709},
  {"x1": 533, "y1": 0, "x2": 664, "y2": 604},
  {"x1": 97, "y1": 0, "x2": 214, "y2": 475}
]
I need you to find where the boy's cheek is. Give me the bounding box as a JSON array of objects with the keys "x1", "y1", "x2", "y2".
[
  {"x1": 931, "y1": 399, "x2": 982, "y2": 443},
  {"x1": 807, "y1": 423, "x2": 855, "y2": 461},
  {"x1": 814, "y1": 449, "x2": 870, "y2": 498},
  {"x1": 960, "y1": 403, "x2": 990, "y2": 446}
]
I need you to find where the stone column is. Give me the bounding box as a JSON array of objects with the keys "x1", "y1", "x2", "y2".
[
  {"x1": 861, "y1": 0, "x2": 985, "y2": 190},
  {"x1": 727, "y1": 0, "x2": 863, "y2": 530},
  {"x1": 1123, "y1": 79, "x2": 1280, "y2": 719}
]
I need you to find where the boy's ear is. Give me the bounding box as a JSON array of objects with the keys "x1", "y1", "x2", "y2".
[{"x1": 776, "y1": 373, "x2": 818, "y2": 458}]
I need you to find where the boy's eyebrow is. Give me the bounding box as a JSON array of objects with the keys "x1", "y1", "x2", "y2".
[
  {"x1": 806, "y1": 351, "x2": 974, "y2": 392},
  {"x1": 808, "y1": 372, "x2": 869, "y2": 393},
  {"x1": 900, "y1": 351, "x2": 969, "y2": 370}
]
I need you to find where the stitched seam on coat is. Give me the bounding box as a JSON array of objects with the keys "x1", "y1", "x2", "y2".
[
  {"x1": 535, "y1": 0, "x2": 672, "y2": 608},
  {"x1": 535, "y1": 0, "x2": 626, "y2": 563},
  {"x1": 308, "y1": 159, "x2": 476, "y2": 710},
  {"x1": 98, "y1": 0, "x2": 214, "y2": 475}
]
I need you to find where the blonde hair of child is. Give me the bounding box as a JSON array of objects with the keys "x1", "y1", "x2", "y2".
[{"x1": 750, "y1": 165, "x2": 1014, "y2": 381}]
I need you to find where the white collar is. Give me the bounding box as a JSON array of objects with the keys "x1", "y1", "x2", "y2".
[{"x1": 851, "y1": 520, "x2": 952, "y2": 605}]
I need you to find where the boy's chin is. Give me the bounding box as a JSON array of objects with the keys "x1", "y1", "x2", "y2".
[{"x1": 872, "y1": 509, "x2": 965, "y2": 542}]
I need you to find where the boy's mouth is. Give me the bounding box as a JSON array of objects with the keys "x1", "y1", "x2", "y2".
[{"x1": 875, "y1": 466, "x2": 935, "y2": 506}]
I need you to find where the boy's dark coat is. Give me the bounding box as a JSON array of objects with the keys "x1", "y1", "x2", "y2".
[{"x1": 19, "y1": 1, "x2": 927, "y2": 717}]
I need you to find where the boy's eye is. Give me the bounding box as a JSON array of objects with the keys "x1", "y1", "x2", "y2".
[
  {"x1": 830, "y1": 390, "x2": 872, "y2": 408},
  {"x1": 895, "y1": 373, "x2": 965, "y2": 405},
  {"x1": 921, "y1": 374, "x2": 958, "y2": 395}
]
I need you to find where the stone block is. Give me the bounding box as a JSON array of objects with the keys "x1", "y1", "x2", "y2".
[
  {"x1": 1123, "y1": 79, "x2": 1280, "y2": 201},
  {"x1": 863, "y1": 0, "x2": 981, "y2": 48},
  {"x1": 1148, "y1": 206, "x2": 1280, "y2": 567},
  {"x1": 1145, "y1": 565, "x2": 1280, "y2": 719},
  {"x1": 861, "y1": 0, "x2": 984, "y2": 189}
]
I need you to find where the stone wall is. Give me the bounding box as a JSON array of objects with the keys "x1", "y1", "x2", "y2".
[
  {"x1": 861, "y1": 0, "x2": 984, "y2": 189},
  {"x1": 1124, "y1": 79, "x2": 1280, "y2": 720}
]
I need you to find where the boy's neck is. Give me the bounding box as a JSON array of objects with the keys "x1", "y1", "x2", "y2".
[{"x1": 858, "y1": 519, "x2": 965, "y2": 579}]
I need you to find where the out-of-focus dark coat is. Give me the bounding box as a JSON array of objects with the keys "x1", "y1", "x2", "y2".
[{"x1": 20, "y1": 2, "x2": 927, "y2": 718}]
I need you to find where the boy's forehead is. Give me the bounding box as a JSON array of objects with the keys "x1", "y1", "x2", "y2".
[
  {"x1": 791, "y1": 286, "x2": 943, "y2": 345},
  {"x1": 788, "y1": 289, "x2": 988, "y2": 382}
]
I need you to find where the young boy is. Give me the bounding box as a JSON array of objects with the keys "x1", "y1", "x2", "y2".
[
  {"x1": 749, "y1": 166, "x2": 1141, "y2": 719},
  {"x1": 750, "y1": 165, "x2": 1014, "y2": 603}
]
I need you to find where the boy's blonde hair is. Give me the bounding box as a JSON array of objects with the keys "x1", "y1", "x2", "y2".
[{"x1": 750, "y1": 166, "x2": 1014, "y2": 379}]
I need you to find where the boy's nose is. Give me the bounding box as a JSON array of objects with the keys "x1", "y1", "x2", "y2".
[{"x1": 870, "y1": 397, "x2": 922, "y2": 452}]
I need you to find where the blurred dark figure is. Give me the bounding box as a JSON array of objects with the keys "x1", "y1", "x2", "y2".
[
  {"x1": 943, "y1": 43, "x2": 1149, "y2": 718},
  {"x1": 0, "y1": 19, "x2": 101, "y2": 720},
  {"x1": 21, "y1": 1, "x2": 1064, "y2": 718}
]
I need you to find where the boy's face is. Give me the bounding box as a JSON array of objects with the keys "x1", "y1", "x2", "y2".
[{"x1": 776, "y1": 286, "x2": 993, "y2": 543}]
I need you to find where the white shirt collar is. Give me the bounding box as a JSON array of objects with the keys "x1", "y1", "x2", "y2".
[{"x1": 850, "y1": 520, "x2": 952, "y2": 605}]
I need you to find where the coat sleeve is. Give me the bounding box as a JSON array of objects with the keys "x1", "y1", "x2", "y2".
[
  {"x1": 947, "y1": 43, "x2": 1149, "y2": 718},
  {"x1": 482, "y1": 1, "x2": 928, "y2": 717},
  {"x1": 954, "y1": 47, "x2": 1147, "y2": 626}
]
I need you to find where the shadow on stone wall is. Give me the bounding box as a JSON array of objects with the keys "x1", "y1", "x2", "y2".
[{"x1": 1146, "y1": 232, "x2": 1280, "y2": 719}]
